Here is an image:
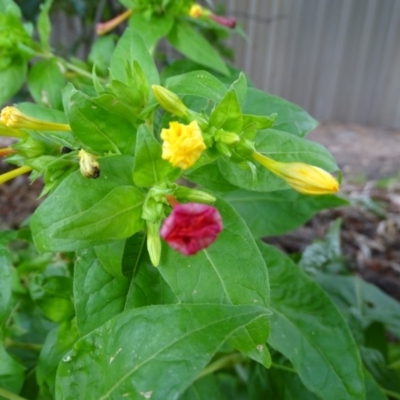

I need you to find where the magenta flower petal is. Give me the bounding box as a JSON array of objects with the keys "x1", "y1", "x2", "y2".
[{"x1": 160, "y1": 203, "x2": 223, "y2": 256}]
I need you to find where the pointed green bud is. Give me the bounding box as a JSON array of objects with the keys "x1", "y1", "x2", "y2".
[
  {"x1": 174, "y1": 186, "x2": 216, "y2": 204},
  {"x1": 215, "y1": 142, "x2": 232, "y2": 157},
  {"x1": 146, "y1": 221, "x2": 162, "y2": 267},
  {"x1": 152, "y1": 85, "x2": 189, "y2": 117},
  {"x1": 214, "y1": 129, "x2": 240, "y2": 145}
]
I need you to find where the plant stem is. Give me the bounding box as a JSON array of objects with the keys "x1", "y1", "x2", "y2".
[
  {"x1": 382, "y1": 388, "x2": 400, "y2": 400},
  {"x1": 271, "y1": 362, "x2": 297, "y2": 374},
  {"x1": 0, "y1": 388, "x2": 28, "y2": 400},
  {"x1": 198, "y1": 352, "x2": 246, "y2": 378},
  {"x1": 4, "y1": 338, "x2": 42, "y2": 352}
]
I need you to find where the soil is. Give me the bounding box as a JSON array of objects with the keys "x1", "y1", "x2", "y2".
[{"x1": 1, "y1": 123, "x2": 400, "y2": 300}]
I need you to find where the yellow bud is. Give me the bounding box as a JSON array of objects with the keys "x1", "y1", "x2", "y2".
[
  {"x1": 152, "y1": 85, "x2": 189, "y2": 117},
  {"x1": 78, "y1": 149, "x2": 100, "y2": 179},
  {"x1": 1, "y1": 106, "x2": 70, "y2": 132},
  {"x1": 0, "y1": 165, "x2": 32, "y2": 185},
  {"x1": 252, "y1": 151, "x2": 339, "y2": 195},
  {"x1": 161, "y1": 121, "x2": 206, "y2": 170},
  {"x1": 189, "y1": 4, "x2": 203, "y2": 17}
]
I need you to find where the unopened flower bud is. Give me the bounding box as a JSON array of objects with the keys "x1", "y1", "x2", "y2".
[
  {"x1": 0, "y1": 148, "x2": 15, "y2": 157},
  {"x1": 146, "y1": 221, "x2": 162, "y2": 267},
  {"x1": 96, "y1": 9, "x2": 133, "y2": 35},
  {"x1": 1, "y1": 106, "x2": 70, "y2": 131},
  {"x1": 252, "y1": 151, "x2": 339, "y2": 195},
  {"x1": 0, "y1": 165, "x2": 32, "y2": 185},
  {"x1": 214, "y1": 130, "x2": 240, "y2": 145},
  {"x1": 174, "y1": 186, "x2": 216, "y2": 204},
  {"x1": 215, "y1": 142, "x2": 231, "y2": 157},
  {"x1": 78, "y1": 149, "x2": 100, "y2": 179},
  {"x1": 161, "y1": 202, "x2": 223, "y2": 256},
  {"x1": 152, "y1": 85, "x2": 189, "y2": 117}
]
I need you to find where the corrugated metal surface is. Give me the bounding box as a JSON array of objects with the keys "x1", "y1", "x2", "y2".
[{"x1": 221, "y1": 0, "x2": 400, "y2": 128}]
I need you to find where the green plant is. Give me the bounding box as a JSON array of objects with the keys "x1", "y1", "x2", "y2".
[{"x1": 1, "y1": 1, "x2": 398, "y2": 399}]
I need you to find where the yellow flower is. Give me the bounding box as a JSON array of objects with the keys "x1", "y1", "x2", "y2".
[
  {"x1": 0, "y1": 165, "x2": 32, "y2": 185},
  {"x1": 78, "y1": 149, "x2": 100, "y2": 179},
  {"x1": 189, "y1": 4, "x2": 204, "y2": 18},
  {"x1": 161, "y1": 121, "x2": 206, "y2": 169},
  {"x1": 152, "y1": 85, "x2": 189, "y2": 118},
  {"x1": 252, "y1": 151, "x2": 339, "y2": 195},
  {"x1": 1, "y1": 106, "x2": 70, "y2": 131},
  {"x1": 96, "y1": 9, "x2": 133, "y2": 35}
]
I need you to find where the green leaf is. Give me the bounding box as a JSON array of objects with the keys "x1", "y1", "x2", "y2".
[
  {"x1": 0, "y1": 60, "x2": 26, "y2": 105},
  {"x1": 133, "y1": 124, "x2": 180, "y2": 187},
  {"x1": 64, "y1": 87, "x2": 137, "y2": 154},
  {"x1": 95, "y1": 240, "x2": 126, "y2": 278},
  {"x1": 37, "y1": 0, "x2": 53, "y2": 51},
  {"x1": 223, "y1": 189, "x2": 348, "y2": 237},
  {"x1": 186, "y1": 161, "x2": 238, "y2": 193},
  {"x1": 128, "y1": 13, "x2": 174, "y2": 50},
  {"x1": 167, "y1": 20, "x2": 229, "y2": 76},
  {"x1": 249, "y1": 363, "x2": 320, "y2": 400},
  {"x1": 29, "y1": 275, "x2": 74, "y2": 322},
  {"x1": 74, "y1": 235, "x2": 177, "y2": 335},
  {"x1": 0, "y1": 344, "x2": 25, "y2": 393},
  {"x1": 159, "y1": 198, "x2": 271, "y2": 366},
  {"x1": 31, "y1": 155, "x2": 139, "y2": 252},
  {"x1": 52, "y1": 185, "x2": 144, "y2": 242},
  {"x1": 363, "y1": 368, "x2": 387, "y2": 400},
  {"x1": 362, "y1": 346, "x2": 400, "y2": 396},
  {"x1": 88, "y1": 36, "x2": 115, "y2": 76},
  {"x1": 110, "y1": 27, "x2": 159, "y2": 87},
  {"x1": 260, "y1": 243, "x2": 365, "y2": 400},
  {"x1": 36, "y1": 319, "x2": 79, "y2": 398},
  {"x1": 209, "y1": 89, "x2": 243, "y2": 132},
  {"x1": 314, "y1": 273, "x2": 400, "y2": 339},
  {"x1": 231, "y1": 72, "x2": 247, "y2": 107},
  {"x1": 0, "y1": 247, "x2": 12, "y2": 327},
  {"x1": 219, "y1": 129, "x2": 338, "y2": 192},
  {"x1": 56, "y1": 304, "x2": 268, "y2": 399},
  {"x1": 243, "y1": 88, "x2": 318, "y2": 137},
  {"x1": 180, "y1": 375, "x2": 226, "y2": 400},
  {"x1": 166, "y1": 70, "x2": 227, "y2": 103},
  {"x1": 27, "y1": 58, "x2": 66, "y2": 109}
]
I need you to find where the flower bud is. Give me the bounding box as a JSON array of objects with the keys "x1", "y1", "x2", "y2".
[
  {"x1": 252, "y1": 151, "x2": 339, "y2": 195},
  {"x1": 215, "y1": 142, "x2": 232, "y2": 157},
  {"x1": 0, "y1": 148, "x2": 15, "y2": 157},
  {"x1": 152, "y1": 85, "x2": 189, "y2": 117},
  {"x1": 174, "y1": 186, "x2": 216, "y2": 204},
  {"x1": 161, "y1": 202, "x2": 223, "y2": 256},
  {"x1": 0, "y1": 165, "x2": 32, "y2": 185},
  {"x1": 146, "y1": 221, "x2": 162, "y2": 267},
  {"x1": 1, "y1": 106, "x2": 70, "y2": 131},
  {"x1": 78, "y1": 149, "x2": 100, "y2": 179},
  {"x1": 214, "y1": 129, "x2": 240, "y2": 145},
  {"x1": 96, "y1": 9, "x2": 133, "y2": 36}
]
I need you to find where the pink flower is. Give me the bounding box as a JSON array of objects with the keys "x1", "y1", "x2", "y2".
[{"x1": 160, "y1": 203, "x2": 223, "y2": 256}]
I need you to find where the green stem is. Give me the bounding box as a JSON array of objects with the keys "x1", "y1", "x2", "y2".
[
  {"x1": 271, "y1": 362, "x2": 297, "y2": 374},
  {"x1": 198, "y1": 353, "x2": 246, "y2": 378},
  {"x1": 0, "y1": 388, "x2": 28, "y2": 400},
  {"x1": 382, "y1": 388, "x2": 400, "y2": 400},
  {"x1": 4, "y1": 339, "x2": 42, "y2": 353}
]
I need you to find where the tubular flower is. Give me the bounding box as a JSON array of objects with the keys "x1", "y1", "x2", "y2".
[
  {"x1": 161, "y1": 201, "x2": 223, "y2": 256},
  {"x1": 161, "y1": 121, "x2": 206, "y2": 169},
  {"x1": 1, "y1": 106, "x2": 70, "y2": 131},
  {"x1": 189, "y1": 3, "x2": 236, "y2": 28},
  {"x1": 252, "y1": 152, "x2": 339, "y2": 195},
  {"x1": 96, "y1": 9, "x2": 133, "y2": 35},
  {"x1": 0, "y1": 165, "x2": 32, "y2": 185},
  {"x1": 78, "y1": 149, "x2": 100, "y2": 179},
  {"x1": 0, "y1": 148, "x2": 15, "y2": 157}
]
